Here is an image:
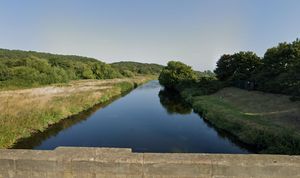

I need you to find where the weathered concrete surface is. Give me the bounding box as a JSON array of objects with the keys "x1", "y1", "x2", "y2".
[{"x1": 0, "y1": 147, "x2": 299, "y2": 178}]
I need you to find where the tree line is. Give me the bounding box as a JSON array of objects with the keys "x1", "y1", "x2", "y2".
[
  {"x1": 159, "y1": 38, "x2": 300, "y2": 100},
  {"x1": 0, "y1": 49, "x2": 163, "y2": 89},
  {"x1": 215, "y1": 39, "x2": 300, "y2": 99},
  {"x1": 111, "y1": 61, "x2": 163, "y2": 77}
]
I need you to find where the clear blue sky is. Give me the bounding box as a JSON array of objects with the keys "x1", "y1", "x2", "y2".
[{"x1": 0, "y1": 0, "x2": 299, "y2": 70}]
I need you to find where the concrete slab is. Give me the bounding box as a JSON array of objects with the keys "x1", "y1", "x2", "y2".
[{"x1": 0, "y1": 147, "x2": 299, "y2": 178}]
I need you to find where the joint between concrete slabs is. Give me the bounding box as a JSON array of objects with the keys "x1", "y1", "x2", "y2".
[{"x1": 142, "y1": 152, "x2": 145, "y2": 178}]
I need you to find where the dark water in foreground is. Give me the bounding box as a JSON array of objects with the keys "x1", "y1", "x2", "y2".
[{"x1": 13, "y1": 81, "x2": 253, "y2": 153}]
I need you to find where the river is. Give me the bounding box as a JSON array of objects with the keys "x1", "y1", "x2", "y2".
[{"x1": 13, "y1": 80, "x2": 253, "y2": 153}]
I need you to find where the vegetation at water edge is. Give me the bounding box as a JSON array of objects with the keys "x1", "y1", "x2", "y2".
[
  {"x1": 0, "y1": 76, "x2": 152, "y2": 148},
  {"x1": 158, "y1": 38, "x2": 300, "y2": 154}
]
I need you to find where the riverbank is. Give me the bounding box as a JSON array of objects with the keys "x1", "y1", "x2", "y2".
[
  {"x1": 181, "y1": 87, "x2": 300, "y2": 154},
  {"x1": 0, "y1": 76, "x2": 154, "y2": 148}
]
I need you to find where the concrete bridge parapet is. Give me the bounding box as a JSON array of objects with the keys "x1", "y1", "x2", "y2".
[{"x1": 0, "y1": 147, "x2": 299, "y2": 178}]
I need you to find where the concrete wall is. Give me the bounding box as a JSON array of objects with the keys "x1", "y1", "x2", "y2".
[{"x1": 0, "y1": 147, "x2": 299, "y2": 178}]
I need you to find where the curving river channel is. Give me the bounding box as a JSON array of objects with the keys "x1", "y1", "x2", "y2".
[{"x1": 13, "y1": 80, "x2": 254, "y2": 153}]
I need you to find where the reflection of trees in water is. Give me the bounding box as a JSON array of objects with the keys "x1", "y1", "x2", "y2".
[
  {"x1": 158, "y1": 89, "x2": 192, "y2": 115},
  {"x1": 11, "y1": 95, "x2": 124, "y2": 149},
  {"x1": 138, "y1": 80, "x2": 160, "y2": 89},
  {"x1": 159, "y1": 88, "x2": 256, "y2": 153}
]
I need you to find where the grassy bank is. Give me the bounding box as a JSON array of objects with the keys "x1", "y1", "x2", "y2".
[
  {"x1": 182, "y1": 87, "x2": 300, "y2": 154},
  {"x1": 0, "y1": 76, "x2": 154, "y2": 148}
]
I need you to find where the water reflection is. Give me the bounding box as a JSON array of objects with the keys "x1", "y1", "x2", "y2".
[
  {"x1": 159, "y1": 89, "x2": 192, "y2": 115},
  {"x1": 158, "y1": 86, "x2": 257, "y2": 153},
  {"x1": 12, "y1": 80, "x2": 254, "y2": 153}
]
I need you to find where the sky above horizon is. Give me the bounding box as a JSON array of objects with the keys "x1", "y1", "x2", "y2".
[{"x1": 0, "y1": 0, "x2": 300, "y2": 71}]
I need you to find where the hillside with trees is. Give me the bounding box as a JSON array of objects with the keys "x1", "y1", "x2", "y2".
[
  {"x1": 0, "y1": 49, "x2": 162, "y2": 89},
  {"x1": 0, "y1": 49, "x2": 123, "y2": 89},
  {"x1": 111, "y1": 61, "x2": 163, "y2": 77}
]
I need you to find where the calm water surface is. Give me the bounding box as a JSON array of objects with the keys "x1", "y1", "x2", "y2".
[{"x1": 14, "y1": 80, "x2": 253, "y2": 153}]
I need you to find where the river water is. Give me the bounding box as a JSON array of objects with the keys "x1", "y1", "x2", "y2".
[{"x1": 13, "y1": 80, "x2": 253, "y2": 153}]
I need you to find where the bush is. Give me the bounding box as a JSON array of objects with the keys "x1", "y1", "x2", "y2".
[
  {"x1": 0, "y1": 63, "x2": 9, "y2": 81},
  {"x1": 120, "y1": 70, "x2": 135, "y2": 77},
  {"x1": 115, "y1": 82, "x2": 135, "y2": 93}
]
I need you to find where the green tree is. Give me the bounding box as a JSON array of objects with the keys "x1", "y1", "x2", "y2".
[
  {"x1": 289, "y1": 60, "x2": 300, "y2": 100},
  {"x1": 215, "y1": 52, "x2": 261, "y2": 82},
  {"x1": 82, "y1": 68, "x2": 95, "y2": 79},
  {"x1": 159, "y1": 61, "x2": 197, "y2": 89},
  {"x1": 214, "y1": 54, "x2": 235, "y2": 81},
  {"x1": 0, "y1": 63, "x2": 9, "y2": 81},
  {"x1": 255, "y1": 39, "x2": 300, "y2": 94}
]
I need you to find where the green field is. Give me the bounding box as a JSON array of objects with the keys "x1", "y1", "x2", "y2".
[{"x1": 187, "y1": 87, "x2": 300, "y2": 154}]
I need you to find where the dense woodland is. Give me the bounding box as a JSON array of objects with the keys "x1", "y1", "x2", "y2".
[
  {"x1": 159, "y1": 38, "x2": 300, "y2": 100},
  {"x1": 0, "y1": 49, "x2": 162, "y2": 89}
]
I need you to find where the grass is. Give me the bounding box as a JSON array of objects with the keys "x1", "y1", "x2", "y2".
[
  {"x1": 181, "y1": 87, "x2": 300, "y2": 154},
  {"x1": 0, "y1": 76, "x2": 154, "y2": 148}
]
